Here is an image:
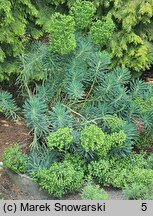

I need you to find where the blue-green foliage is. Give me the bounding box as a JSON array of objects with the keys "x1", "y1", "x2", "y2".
[
  {"x1": 23, "y1": 96, "x2": 50, "y2": 148},
  {"x1": 17, "y1": 35, "x2": 153, "y2": 153},
  {"x1": 50, "y1": 103, "x2": 74, "y2": 130},
  {"x1": 0, "y1": 90, "x2": 19, "y2": 120},
  {"x1": 26, "y1": 148, "x2": 60, "y2": 174},
  {"x1": 23, "y1": 96, "x2": 49, "y2": 136}
]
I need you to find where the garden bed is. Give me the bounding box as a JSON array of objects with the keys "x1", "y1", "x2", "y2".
[
  {"x1": 0, "y1": 117, "x2": 124, "y2": 200},
  {"x1": 1, "y1": 0, "x2": 153, "y2": 201},
  {"x1": 5, "y1": 169, "x2": 51, "y2": 200},
  {"x1": 0, "y1": 117, "x2": 32, "y2": 161},
  {"x1": 4, "y1": 168, "x2": 124, "y2": 200},
  {"x1": 0, "y1": 169, "x2": 34, "y2": 200}
]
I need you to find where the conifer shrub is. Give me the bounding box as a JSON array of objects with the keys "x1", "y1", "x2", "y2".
[
  {"x1": 0, "y1": 0, "x2": 40, "y2": 80},
  {"x1": 34, "y1": 0, "x2": 153, "y2": 74},
  {"x1": 90, "y1": 0, "x2": 153, "y2": 74}
]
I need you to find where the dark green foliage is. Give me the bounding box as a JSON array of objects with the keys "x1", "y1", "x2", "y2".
[
  {"x1": 0, "y1": 90, "x2": 19, "y2": 120},
  {"x1": 31, "y1": 159, "x2": 84, "y2": 197},
  {"x1": 81, "y1": 183, "x2": 109, "y2": 200},
  {"x1": 3, "y1": 144, "x2": 27, "y2": 174},
  {"x1": 135, "y1": 133, "x2": 153, "y2": 151}
]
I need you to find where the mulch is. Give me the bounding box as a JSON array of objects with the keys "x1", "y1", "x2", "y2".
[{"x1": 0, "y1": 117, "x2": 32, "y2": 161}]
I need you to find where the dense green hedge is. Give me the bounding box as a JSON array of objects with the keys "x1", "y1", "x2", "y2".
[{"x1": 0, "y1": 0, "x2": 41, "y2": 80}]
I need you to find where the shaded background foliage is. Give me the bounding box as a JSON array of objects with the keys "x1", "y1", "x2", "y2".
[{"x1": 0, "y1": 0, "x2": 153, "y2": 81}]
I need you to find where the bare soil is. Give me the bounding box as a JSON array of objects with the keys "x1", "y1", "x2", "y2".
[
  {"x1": 0, "y1": 170, "x2": 34, "y2": 200},
  {"x1": 0, "y1": 117, "x2": 32, "y2": 161},
  {"x1": 0, "y1": 117, "x2": 32, "y2": 199}
]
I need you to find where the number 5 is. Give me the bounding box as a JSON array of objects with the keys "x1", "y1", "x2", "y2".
[{"x1": 141, "y1": 203, "x2": 147, "y2": 211}]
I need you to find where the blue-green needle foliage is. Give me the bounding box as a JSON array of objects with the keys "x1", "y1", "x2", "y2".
[
  {"x1": 19, "y1": 35, "x2": 153, "y2": 153},
  {"x1": 0, "y1": 90, "x2": 19, "y2": 120},
  {"x1": 23, "y1": 96, "x2": 50, "y2": 138},
  {"x1": 50, "y1": 103, "x2": 74, "y2": 130}
]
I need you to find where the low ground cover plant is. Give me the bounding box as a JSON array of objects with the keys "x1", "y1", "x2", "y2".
[
  {"x1": 123, "y1": 183, "x2": 153, "y2": 200},
  {"x1": 3, "y1": 144, "x2": 27, "y2": 174},
  {"x1": 31, "y1": 159, "x2": 84, "y2": 198},
  {"x1": 81, "y1": 183, "x2": 109, "y2": 200}
]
